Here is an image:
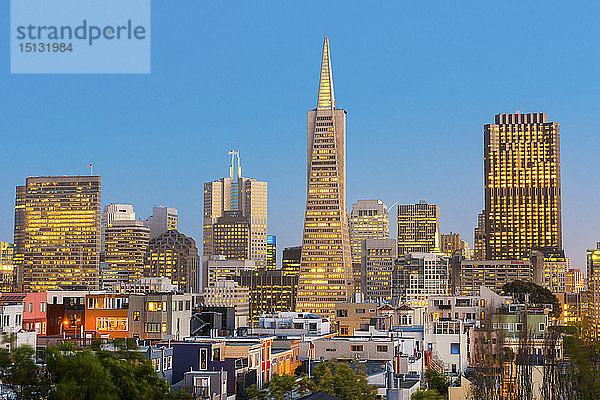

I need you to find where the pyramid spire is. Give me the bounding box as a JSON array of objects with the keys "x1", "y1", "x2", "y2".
[{"x1": 317, "y1": 37, "x2": 335, "y2": 110}]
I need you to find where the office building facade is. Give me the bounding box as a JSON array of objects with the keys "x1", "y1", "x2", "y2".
[
  {"x1": 103, "y1": 220, "x2": 150, "y2": 288},
  {"x1": 203, "y1": 152, "x2": 268, "y2": 268},
  {"x1": 483, "y1": 113, "x2": 562, "y2": 260},
  {"x1": 349, "y1": 200, "x2": 390, "y2": 293},
  {"x1": 282, "y1": 246, "x2": 301, "y2": 276},
  {"x1": 457, "y1": 259, "x2": 534, "y2": 296},
  {"x1": 101, "y1": 203, "x2": 135, "y2": 251},
  {"x1": 144, "y1": 230, "x2": 200, "y2": 293},
  {"x1": 212, "y1": 212, "x2": 251, "y2": 260},
  {"x1": 235, "y1": 269, "x2": 298, "y2": 327},
  {"x1": 587, "y1": 242, "x2": 600, "y2": 340},
  {"x1": 15, "y1": 176, "x2": 101, "y2": 291},
  {"x1": 440, "y1": 232, "x2": 469, "y2": 258},
  {"x1": 146, "y1": 206, "x2": 178, "y2": 240},
  {"x1": 362, "y1": 238, "x2": 396, "y2": 301},
  {"x1": 392, "y1": 253, "x2": 449, "y2": 307},
  {"x1": 397, "y1": 202, "x2": 440, "y2": 256},
  {"x1": 0, "y1": 242, "x2": 14, "y2": 292},
  {"x1": 203, "y1": 257, "x2": 255, "y2": 289},
  {"x1": 297, "y1": 37, "x2": 354, "y2": 317},
  {"x1": 266, "y1": 235, "x2": 276, "y2": 269},
  {"x1": 566, "y1": 268, "x2": 585, "y2": 293}
]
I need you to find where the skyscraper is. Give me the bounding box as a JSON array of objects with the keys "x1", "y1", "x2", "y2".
[
  {"x1": 103, "y1": 220, "x2": 150, "y2": 288},
  {"x1": 0, "y1": 242, "x2": 14, "y2": 292},
  {"x1": 101, "y1": 203, "x2": 135, "y2": 251},
  {"x1": 282, "y1": 246, "x2": 301, "y2": 276},
  {"x1": 144, "y1": 230, "x2": 200, "y2": 293},
  {"x1": 483, "y1": 113, "x2": 562, "y2": 260},
  {"x1": 361, "y1": 238, "x2": 396, "y2": 301},
  {"x1": 473, "y1": 211, "x2": 486, "y2": 260},
  {"x1": 203, "y1": 152, "x2": 268, "y2": 268},
  {"x1": 14, "y1": 176, "x2": 101, "y2": 291},
  {"x1": 349, "y1": 200, "x2": 390, "y2": 292},
  {"x1": 101, "y1": 204, "x2": 135, "y2": 228},
  {"x1": 145, "y1": 206, "x2": 178, "y2": 240},
  {"x1": 566, "y1": 268, "x2": 585, "y2": 293},
  {"x1": 235, "y1": 269, "x2": 298, "y2": 327},
  {"x1": 440, "y1": 232, "x2": 469, "y2": 258},
  {"x1": 266, "y1": 235, "x2": 276, "y2": 269},
  {"x1": 297, "y1": 37, "x2": 353, "y2": 317},
  {"x1": 212, "y1": 212, "x2": 250, "y2": 260},
  {"x1": 587, "y1": 243, "x2": 600, "y2": 340},
  {"x1": 396, "y1": 201, "x2": 440, "y2": 256}
]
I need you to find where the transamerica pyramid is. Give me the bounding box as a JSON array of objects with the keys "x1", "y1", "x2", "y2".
[{"x1": 296, "y1": 37, "x2": 354, "y2": 318}]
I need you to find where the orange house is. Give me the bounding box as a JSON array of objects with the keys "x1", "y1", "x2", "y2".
[{"x1": 84, "y1": 294, "x2": 129, "y2": 338}]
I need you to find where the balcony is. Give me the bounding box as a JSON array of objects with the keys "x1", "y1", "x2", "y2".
[{"x1": 182, "y1": 385, "x2": 209, "y2": 399}]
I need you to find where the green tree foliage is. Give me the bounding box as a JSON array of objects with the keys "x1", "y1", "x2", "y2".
[
  {"x1": 312, "y1": 362, "x2": 378, "y2": 400},
  {"x1": 424, "y1": 368, "x2": 449, "y2": 396},
  {"x1": 502, "y1": 280, "x2": 561, "y2": 317},
  {"x1": 1, "y1": 346, "x2": 51, "y2": 400},
  {"x1": 411, "y1": 389, "x2": 446, "y2": 400},
  {"x1": 0, "y1": 344, "x2": 191, "y2": 400},
  {"x1": 563, "y1": 335, "x2": 600, "y2": 399},
  {"x1": 247, "y1": 373, "x2": 314, "y2": 400},
  {"x1": 248, "y1": 362, "x2": 378, "y2": 400}
]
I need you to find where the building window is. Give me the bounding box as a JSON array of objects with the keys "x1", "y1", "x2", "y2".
[
  {"x1": 96, "y1": 317, "x2": 127, "y2": 331},
  {"x1": 340, "y1": 326, "x2": 349, "y2": 335},
  {"x1": 40, "y1": 302, "x2": 46, "y2": 313},
  {"x1": 350, "y1": 345, "x2": 363, "y2": 352},
  {"x1": 516, "y1": 323, "x2": 523, "y2": 331},
  {"x1": 147, "y1": 302, "x2": 161, "y2": 312},
  {"x1": 161, "y1": 323, "x2": 167, "y2": 333},
  {"x1": 133, "y1": 311, "x2": 140, "y2": 321},
  {"x1": 376, "y1": 345, "x2": 388, "y2": 352},
  {"x1": 185, "y1": 300, "x2": 191, "y2": 310},
  {"x1": 539, "y1": 323, "x2": 545, "y2": 332},
  {"x1": 200, "y1": 348, "x2": 208, "y2": 370},
  {"x1": 145, "y1": 323, "x2": 161, "y2": 333},
  {"x1": 28, "y1": 303, "x2": 33, "y2": 314},
  {"x1": 450, "y1": 343, "x2": 460, "y2": 354},
  {"x1": 336, "y1": 310, "x2": 348, "y2": 318},
  {"x1": 355, "y1": 309, "x2": 365, "y2": 314}
]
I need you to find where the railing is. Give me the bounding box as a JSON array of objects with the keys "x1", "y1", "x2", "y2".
[{"x1": 182, "y1": 385, "x2": 209, "y2": 399}]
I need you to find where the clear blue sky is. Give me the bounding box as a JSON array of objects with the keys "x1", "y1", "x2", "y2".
[{"x1": 1, "y1": 2, "x2": 599, "y2": 268}]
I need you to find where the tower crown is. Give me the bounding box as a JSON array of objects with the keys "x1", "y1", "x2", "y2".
[{"x1": 317, "y1": 37, "x2": 335, "y2": 110}]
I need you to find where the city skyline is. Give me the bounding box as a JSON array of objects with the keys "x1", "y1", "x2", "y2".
[{"x1": 1, "y1": 2, "x2": 599, "y2": 269}]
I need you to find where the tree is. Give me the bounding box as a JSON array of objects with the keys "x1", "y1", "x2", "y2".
[
  {"x1": 312, "y1": 362, "x2": 378, "y2": 400},
  {"x1": 424, "y1": 369, "x2": 449, "y2": 396},
  {"x1": 247, "y1": 373, "x2": 314, "y2": 400},
  {"x1": 502, "y1": 280, "x2": 560, "y2": 317},
  {"x1": 46, "y1": 347, "x2": 118, "y2": 400},
  {"x1": 0, "y1": 344, "x2": 191, "y2": 400},
  {"x1": 5, "y1": 346, "x2": 50, "y2": 400},
  {"x1": 411, "y1": 390, "x2": 445, "y2": 400}
]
